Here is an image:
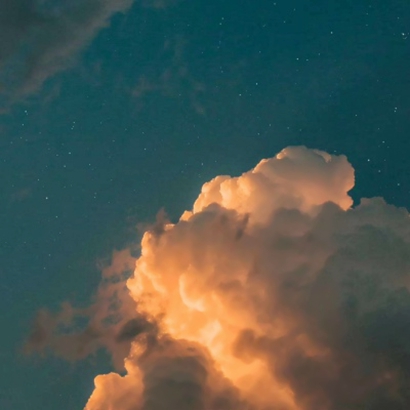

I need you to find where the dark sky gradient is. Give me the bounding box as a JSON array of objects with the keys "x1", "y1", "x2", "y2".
[{"x1": 1, "y1": 1, "x2": 409, "y2": 409}]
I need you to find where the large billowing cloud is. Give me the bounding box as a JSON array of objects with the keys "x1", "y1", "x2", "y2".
[{"x1": 29, "y1": 146, "x2": 410, "y2": 409}]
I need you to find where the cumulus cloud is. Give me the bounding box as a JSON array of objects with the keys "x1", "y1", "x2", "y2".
[{"x1": 29, "y1": 146, "x2": 410, "y2": 409}]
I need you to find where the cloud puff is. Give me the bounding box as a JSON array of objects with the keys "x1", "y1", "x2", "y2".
[
  {"x1": 25, "y1": 249, "x2": 143, "y2": 370},
  {"x1": 30, "y1": 146, "x2": 410, "y2": 409},
  {"x1": 86, "y1": 336, "x2": 252, "y2": 410},
  {"x1": 0, "y1": 0, "x2": 134, "y2": 100}
]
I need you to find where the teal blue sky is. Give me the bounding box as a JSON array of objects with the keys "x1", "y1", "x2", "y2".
[{"x1": 1, "y1": 1, "x2": 410, "y2": 409}]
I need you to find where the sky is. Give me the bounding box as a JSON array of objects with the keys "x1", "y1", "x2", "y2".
[{"x1": 1, "y1": 1, "x2": 410, "y2": 409}]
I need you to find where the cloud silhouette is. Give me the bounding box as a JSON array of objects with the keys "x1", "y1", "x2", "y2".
[{"x1": 0, "y1": 0, "x2": 134, "y2": 100}]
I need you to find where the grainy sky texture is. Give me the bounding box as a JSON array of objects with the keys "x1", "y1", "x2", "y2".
[{"x1": 1, "y1": 1, "x2": 410, "y2": 409}]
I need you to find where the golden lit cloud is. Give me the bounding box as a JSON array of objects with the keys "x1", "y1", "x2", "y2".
[{"x1": 29, "y1": 146, "x2": 410, "y2": 410}]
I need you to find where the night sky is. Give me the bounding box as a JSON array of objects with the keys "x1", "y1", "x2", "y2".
[{"x1": 1, "y1": 1, "x2": 410, "y2": 409}]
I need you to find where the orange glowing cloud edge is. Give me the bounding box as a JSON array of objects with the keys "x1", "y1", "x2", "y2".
[{"x1": 60, "y1": 146, "x2": 409, "y2": 410}]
